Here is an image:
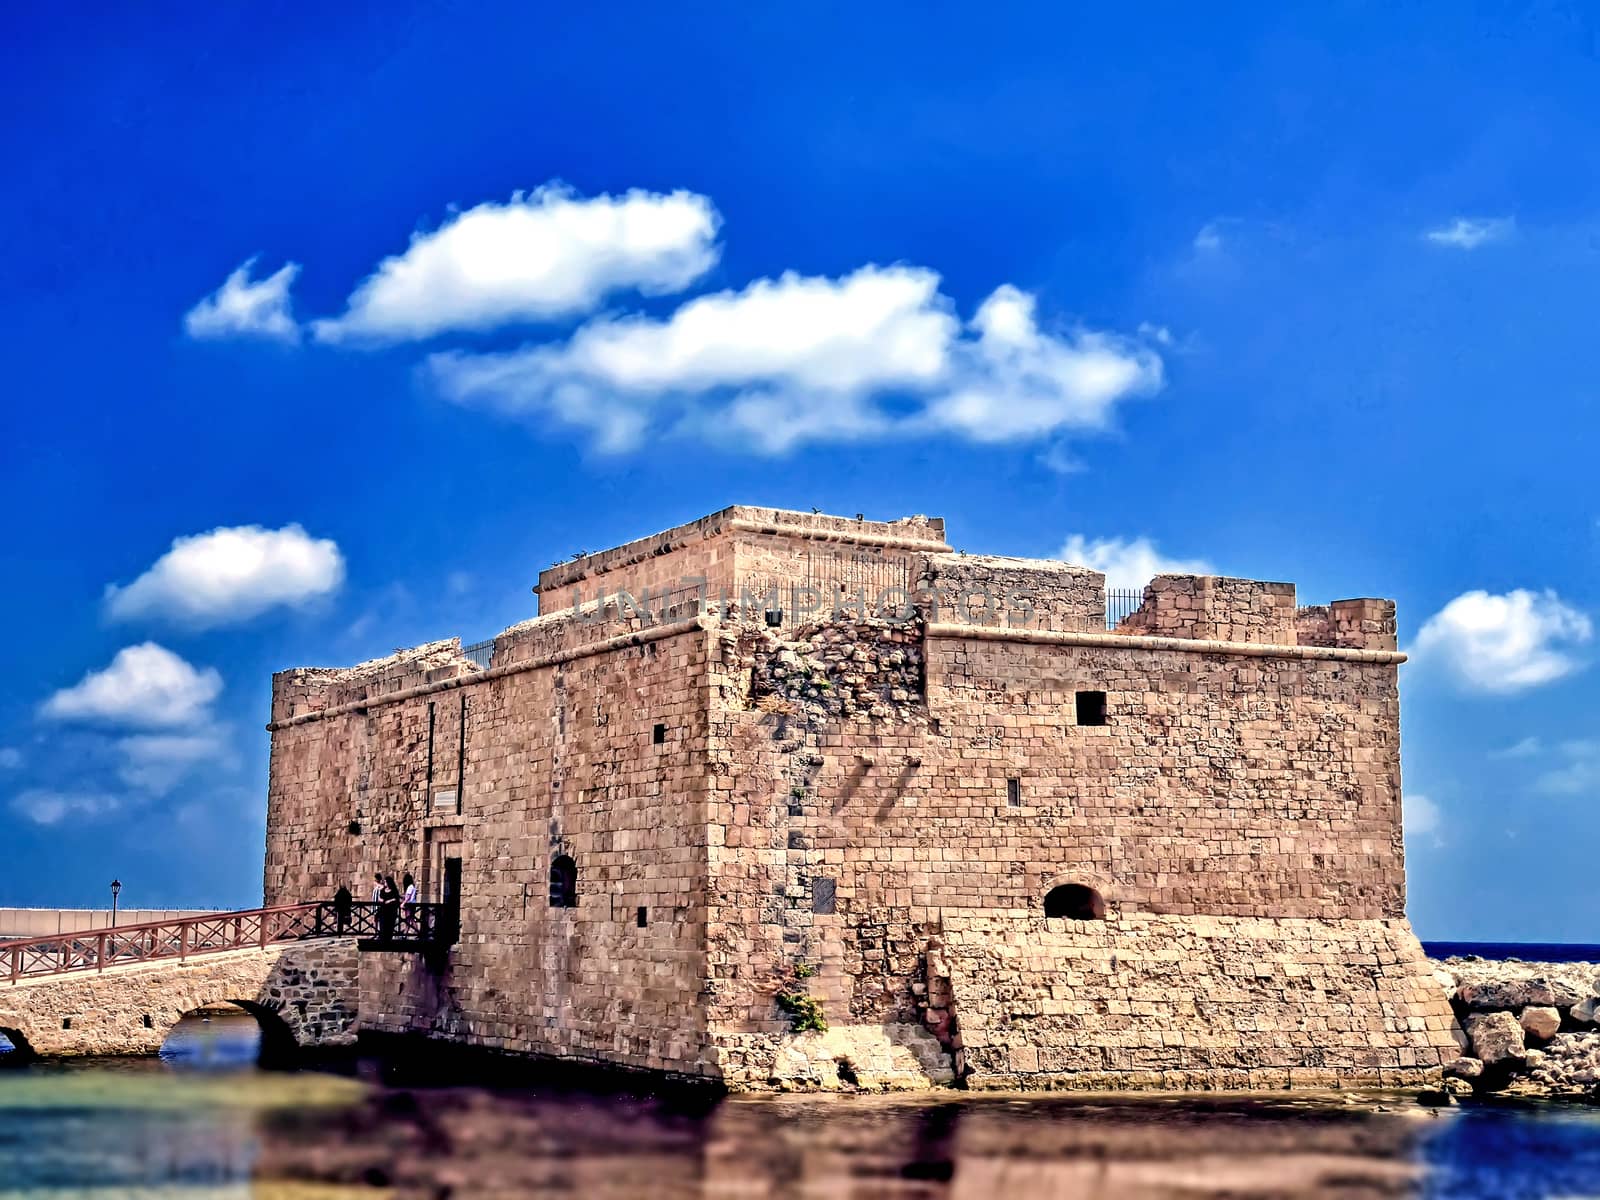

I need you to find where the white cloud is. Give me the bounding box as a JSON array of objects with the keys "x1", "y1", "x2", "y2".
[
  {"x1": 183, "y1": 257, "x2": 301, "y2": 342},
  {"x1": 920, "y1": 286, "x2": 1163, "y2": 441},
  {"x1": 1192, "y1": 222, "x2": 1225, "y2": 254},
  {"x1": 0, "y1": 747, "x2": 20, "y2": 770},
  {"x1": 10, "y1": 789, "x2": 120, "y2": 826},
  {"x1": 1423, "y1": 217, "x2": 1514, "y2": 250},
  {"x1": 429, "y1": 267, "x2": 1161, "y2": 455},
  {"x1": 42, "y1": 644, "x2": 222, "y2": 729},
  {"x1": 1057, "y1": 534, "x2": 1212, "y2": 593},
  {"x1": 1404, "y1": 792, "x2": 1443, "y2": 848},
  {"x1": 1412, "y1": 589, "x2": 1591, "y2": 693},
  {"x1": 1535, "y1": 740, "x2": 1600, "y2": 797},
  {"x1": 105, "y1": 524, "x2": 344, "y2": 628},
  {"x1": 313, "y1": 185, "x2": 720, "y2": 343},
  {"x1": 117, "y1": 730, "x2": 235, "y2": 795},
  {"x1": 1491, "y1": 736, "x2": 1543, "y2": 760}
]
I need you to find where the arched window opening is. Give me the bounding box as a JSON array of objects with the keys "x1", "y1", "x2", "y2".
[
  {"x1": 549, "y1": 855, "x2": 578, "y2": 909},
  {"x1": 1043, "y1": 883, "x2": 1105, "y2": 920}
]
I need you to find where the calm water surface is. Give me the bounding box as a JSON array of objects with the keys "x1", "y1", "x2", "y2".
[{"x1": 4, "y1": 1013, "x2": 1600, "y2": 1199}]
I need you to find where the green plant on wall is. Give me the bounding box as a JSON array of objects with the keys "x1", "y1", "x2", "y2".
[{"x1": 775, "y1": 991, "x2": 827, "y2": 1033}]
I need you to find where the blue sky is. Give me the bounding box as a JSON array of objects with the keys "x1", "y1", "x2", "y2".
[{"x1": 2, "y1": 4, "x2": 1596, "y2": 939}]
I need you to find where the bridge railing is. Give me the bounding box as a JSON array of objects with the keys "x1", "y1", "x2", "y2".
[{"x1": 3, "y1": 900, "x2": 453, "y2": 983}]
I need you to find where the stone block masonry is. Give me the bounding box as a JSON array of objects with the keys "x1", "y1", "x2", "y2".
[
  {"x1": 263, "y1": 505, "x2": 1442, "y2": 1091},
  {"x1": 0, "y1": 939, "x2": 358, "y2": 1059}
]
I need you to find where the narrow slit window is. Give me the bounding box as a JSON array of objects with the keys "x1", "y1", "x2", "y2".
[
  {"x1": 652, "y1": 723, "x2": 667, "y2": 745},
  {"x1": 1075, "y1": 690, "x2": 1108, "y2": 726},
  {"x1": 636, "y1": 906, "x2": 648, "y2": 928},
  {"x1": 1006, "y1": 777, "x2": 1022, "y2": 807},
  {"x1": 548, "y1": 855, "x2": 578, "y2": 908}
]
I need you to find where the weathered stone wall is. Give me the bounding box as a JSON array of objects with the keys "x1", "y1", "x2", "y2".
[
  {"x1": 0, "y1": 939, "x2": 358, "y2": 1058},
  {"x1": 263, "y1": 505, "x2": 1425, "y2": 1091},
  {"x1": 697, "y1": 612, "x2": 1409, "y2": 1073},
  {"x1": 265, "y1": 611, "x2": 718, "y2": 1077},
  {"x1": 534, "y1": 506, "x2": 948, "y2": 620},
  {"x1": 930, "y1": 912, "x2": 1456, "y2": 1089},
  {"x1": 1119, "y1": 575, "x2": 1300, "y2": 644},
  {"x1": 918, "y1": 553, "x2": 1105, "y2": 632}
]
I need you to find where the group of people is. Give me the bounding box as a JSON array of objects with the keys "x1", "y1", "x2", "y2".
[{"x1": 330, "y1": 872, "x2": 418, "y2": 940}]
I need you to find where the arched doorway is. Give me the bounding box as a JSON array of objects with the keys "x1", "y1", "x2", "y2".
[
  {"x1": 160, "y1": 1001, "x2": 299, "y2": 1070},
  {"x1": 1043, "y1": 883, "x2": 1106, "y2": 920}
]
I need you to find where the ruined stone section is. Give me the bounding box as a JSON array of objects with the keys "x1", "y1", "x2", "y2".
[
  {"x1": 0, "y1": 939, "x2": 357, "y2": 1059},
  {"x1": 918, "y1": 552, "x2": 1104, "y2": 632},
  {"x1": 1295, "y1": 599, "x2": 1400, "y2": 652},
  {"x1": 713, "y1": 1023, "x2": 956, "y2": 1091},
  {"x1": 927, "y1": 912, "x2": 1457, "y2": 1090}
]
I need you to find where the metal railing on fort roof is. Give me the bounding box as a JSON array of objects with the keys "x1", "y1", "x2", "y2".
[
  {"x1": 460, "y1": 639, "x2": 495, "y2": 669},
  {"x1": 1105, "y1": 588, "x2": 1145, "y2": 630}
]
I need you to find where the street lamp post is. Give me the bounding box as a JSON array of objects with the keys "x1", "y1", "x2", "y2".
[{"x1": 110, "y1": 879, "x2": 121, "y2": 928}]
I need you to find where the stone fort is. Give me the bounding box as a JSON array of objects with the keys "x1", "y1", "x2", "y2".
[{"x1": 264, "y1": 505, "x2": 1459, "y2": 1090}]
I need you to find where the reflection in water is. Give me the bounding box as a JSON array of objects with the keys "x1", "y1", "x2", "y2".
[
  {"x1": 0, "y1": 1017, "x2": 1599, "y2": 1199},
  {"x1": 160, "y1": 1007, "x2": 264, "y2": 1071}
]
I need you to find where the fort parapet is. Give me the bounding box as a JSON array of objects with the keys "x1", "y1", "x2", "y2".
[{"x1": 263, "y1": 506, "x2": 1457, "y2": 1090}]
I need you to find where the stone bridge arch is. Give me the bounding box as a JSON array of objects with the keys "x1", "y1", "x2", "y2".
[{"x1": 0, "y1": 938, "x2": 358, "y2": 1062}]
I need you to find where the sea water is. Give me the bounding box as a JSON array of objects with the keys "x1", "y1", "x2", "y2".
[{"x1": 4, "y1": 1011, "x2": 1600, "y2": 1198}]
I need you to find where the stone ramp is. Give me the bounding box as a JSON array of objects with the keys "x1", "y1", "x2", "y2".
[{"x1": 932, "y1": 911, "x2": 1460, "y2": 1090}]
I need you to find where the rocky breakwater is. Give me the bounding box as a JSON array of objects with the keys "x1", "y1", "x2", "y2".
[{"x1": 1436, "y1": 957, "x2": 1600, "y2": 1098}]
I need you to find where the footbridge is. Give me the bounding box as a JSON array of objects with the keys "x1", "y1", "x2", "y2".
[{"x1": 0, "y1": 902, "x2": 452, "y2": 1063}]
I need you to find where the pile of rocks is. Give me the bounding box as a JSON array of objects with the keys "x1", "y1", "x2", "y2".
[{"x1": 1436, "y1": 957, "x2": 1600, "y2": 1096}]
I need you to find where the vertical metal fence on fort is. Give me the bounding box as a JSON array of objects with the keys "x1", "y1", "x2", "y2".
[{"x1": 1104, "y1": 588, "x2": 1145, "y2": 629}]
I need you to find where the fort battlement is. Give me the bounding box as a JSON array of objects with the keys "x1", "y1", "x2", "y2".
[{"x1": 263, "y1": 506, "x2": 1455, "y2": 1091}]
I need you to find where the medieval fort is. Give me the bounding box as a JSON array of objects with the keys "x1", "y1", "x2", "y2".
[{"x1": 260, "y1": 504, "x2": 1459, "y2": 1090}]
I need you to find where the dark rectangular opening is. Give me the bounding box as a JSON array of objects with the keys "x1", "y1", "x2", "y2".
[
  {"x1": 765, "y1": 609, "x2": 783, "y2": 627},
  {"x1": 652, "y1": 723, "x2": 667, "y2": 745},
  {"x1": 636, "y1": 906, "x2": 648, "y2": 928},
  {"x1": 813, "y1": 877, "x2": 837, "y2": 915},
  {"x1": 1075, "y1": 690, "x2": 1108, "y2": 726},
  {"x1": 142, "y1": 1014, "x2": 153, "y2": 1029},
  {"x1": 62, "y1": 1018, "x2": 71, "y2": 1030},
  {"x1": 1006, "y1": 777, "x2": 1022, "y2": 807}
]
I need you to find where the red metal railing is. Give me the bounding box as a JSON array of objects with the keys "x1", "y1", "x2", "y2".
[{"x1": 4, "y1": 902, "x2": 327, "y2": 984}]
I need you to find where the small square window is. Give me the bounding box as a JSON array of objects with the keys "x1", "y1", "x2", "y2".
[
  {"x1": 652, "y1": 723, "x2": 667, "y2": 745},
  {"x1": 1075, "y1": 690, "x2": 1108, "y2": 726},
  {"x1": 1006, "y1": 777, "x2": 1022, "y2": 807},
  {"x1": 765, "y1": 609, "x2": 783, "y2": 628},
  {"x1": 636, "y1": 906, "x2": 648, "y2": 928}
]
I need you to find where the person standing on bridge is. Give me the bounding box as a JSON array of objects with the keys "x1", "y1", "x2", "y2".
[
  {"x1": 333, "y1": 884, "x2": 353, "y2": 934},
  {"x1": 401, "y1": 873, "x2": 418, "y2": 936},
  {"x1": 378, "y1": 875, "x2": 401, "y2": 941}
]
